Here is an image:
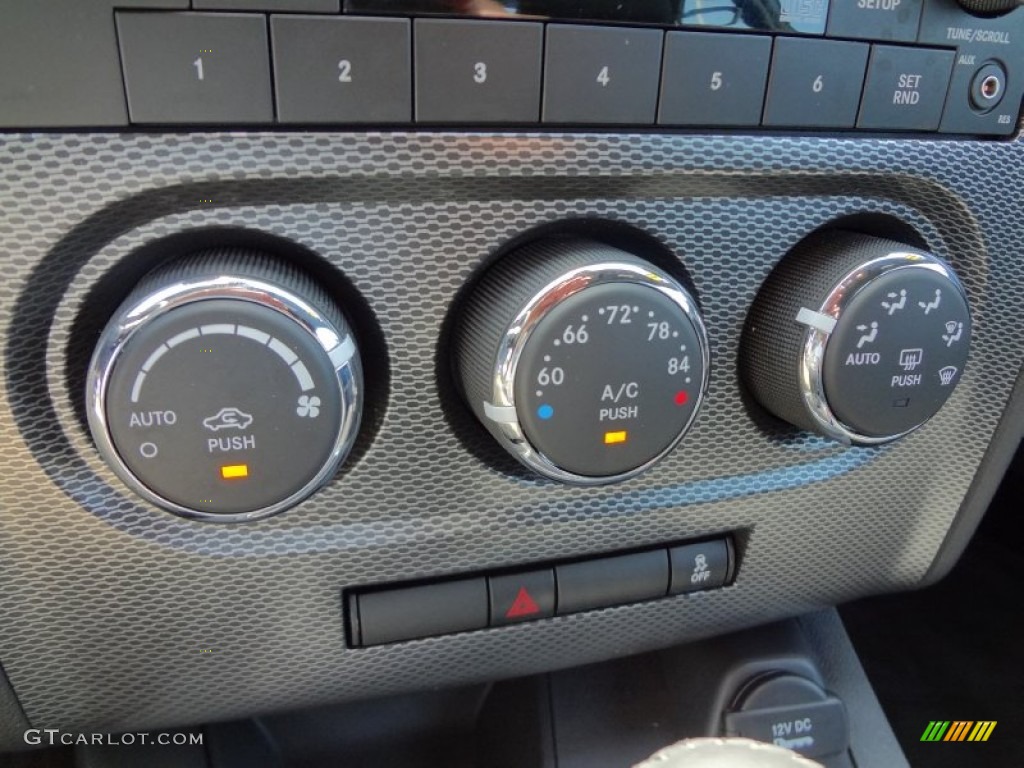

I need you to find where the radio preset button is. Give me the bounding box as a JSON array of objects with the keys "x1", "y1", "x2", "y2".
[
  {"x1": 272, "y1": 16, "x2": 411, "y2": 123},
  {"x1": 658, "y1": 31, "x2": 771, "y2": 127},
  {"x1": 195, "y1": 0, "x2": 338, "y2": 9},
  {"x1": 117, "y1": 12, "x2": 274, "y2": 124},
  {"x1": 543, "y1": 24, "x2": 664, "y2": 124},
  {"x1": 763, "y1": 38, "x2": 870, "y2": 129},
  {"x1": 414, "y1": 19, "x2": 543, "y2": 123}
]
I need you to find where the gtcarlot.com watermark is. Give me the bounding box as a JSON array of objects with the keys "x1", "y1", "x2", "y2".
[{"x1": 24, "y1": 729, "x2": 203, "y2": 747}]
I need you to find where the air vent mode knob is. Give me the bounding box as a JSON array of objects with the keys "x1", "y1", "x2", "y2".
[
  {"x1": 741, "y1": 231, "x2": 971, "y2": 444},
  {"x1": 454, "y1": 238, "x2": 710, "y2": 484},
  {"x1": 87, "y1": 250, "x2": 363, "y2": 521}
]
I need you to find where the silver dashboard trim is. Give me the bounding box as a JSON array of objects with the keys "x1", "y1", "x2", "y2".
[
  {"x1": 485, "y1": 261, "x2": 711, "y2": 485},
  {"x1": 798, "y1": 252, "x2": 970, "y2": 446},
  {"x1": 85, "y1": 274, "x2": 363, "y2": 523}
]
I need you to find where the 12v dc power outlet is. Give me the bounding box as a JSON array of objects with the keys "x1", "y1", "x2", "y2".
[{"x1": 723, "y1": 673, "x2": 848, "y2": 760}]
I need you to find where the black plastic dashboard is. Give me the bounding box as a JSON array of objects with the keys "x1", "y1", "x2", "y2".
[{"x1": 1, "y1": 0, "x2": 1024, "y2": 753}]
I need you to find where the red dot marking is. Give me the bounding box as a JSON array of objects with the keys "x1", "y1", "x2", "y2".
[{"x1": 674, "y1": 391, "x2": 688, "y2": 406}]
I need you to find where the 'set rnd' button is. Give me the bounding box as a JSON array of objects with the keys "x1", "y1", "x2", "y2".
[{"x1": 858, "y1": 46, "x2": 955, "y2": 132}]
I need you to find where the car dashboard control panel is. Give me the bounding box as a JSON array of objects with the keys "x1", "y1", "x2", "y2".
[
  {"x1": 347, "y1": 536, "x2": 736, "y2": 646},
  {"x1": 1, "y1": 0, "x2": 1022, "y2": 135}
]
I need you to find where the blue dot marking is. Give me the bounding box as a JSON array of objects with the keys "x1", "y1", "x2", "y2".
[{"x1": 537, "y1": 404, "x2": 554, "y2": 420}]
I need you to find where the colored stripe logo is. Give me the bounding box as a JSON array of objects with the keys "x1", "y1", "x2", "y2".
[{"x1": 921, "y1": 721, "x2": 996, "y2": 742}]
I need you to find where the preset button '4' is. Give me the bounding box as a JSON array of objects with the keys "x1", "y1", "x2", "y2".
[{"x1": 543, "y1": 24, "x2": 663, "y2": 124}]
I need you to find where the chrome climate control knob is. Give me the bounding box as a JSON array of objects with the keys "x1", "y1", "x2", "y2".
[
  {"x1": 454, "y1": 238, "x2": 710, "y2": 484},
  {"x1": 741, "y1": 231, "x2": 971, "y2": 444},
  {"x1": 87, "y1": 249, "x2": 363, "y2": 521}
]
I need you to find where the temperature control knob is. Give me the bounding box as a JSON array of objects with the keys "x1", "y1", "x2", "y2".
[
  {"x1": 454, "y1": 239, "x2": 710, "y2": 484},
  {"x1": 741, "y1": 231, "x2": 971, "y2": 444},
  {"x1": 87, "y1": 250, "x2": 362, "y2": 521}
]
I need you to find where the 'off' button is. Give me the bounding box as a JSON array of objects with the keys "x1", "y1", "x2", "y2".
[{"x1": 669, "y1": 539, "x2": 732, "y2": 595}]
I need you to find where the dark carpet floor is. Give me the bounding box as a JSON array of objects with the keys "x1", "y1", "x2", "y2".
[{"x1": 842, "y1": 445, "x2": 1024, "y2": 768}]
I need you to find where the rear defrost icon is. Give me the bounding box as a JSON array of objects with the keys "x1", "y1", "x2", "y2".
[{"x1": 898, "y1": 348, "x2": 923, "y2": 371}]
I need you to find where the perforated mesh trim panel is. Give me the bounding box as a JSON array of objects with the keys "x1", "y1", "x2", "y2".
[{"x1": 0, "y1": 131, "x2": 1022, "y2": 732}]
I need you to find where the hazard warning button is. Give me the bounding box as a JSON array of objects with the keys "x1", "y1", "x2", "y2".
[{"x1": 489, "y1": 569, "x2": 556, "y2": 626}]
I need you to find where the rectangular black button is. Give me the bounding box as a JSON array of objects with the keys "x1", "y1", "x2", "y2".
[
  {"x1": 659, "y1": 31, "x2": 772, "y2": 127},
  {"x1": 118, "y1": 12, "x2": 274, "y2": 125},
  {"x1": 0, "y1": 1, "x2": 129, "y2": 127},
  {"x1": 669, "y1": 539, "x2": 732, "y2": 594},
  {"x1": 556, "y1": 551, "x2": 669, "y2": 615},
  {"x1": 857, "y1": 45, "x2": 955, "y2": 131},
  {"x1": 762, "y1": 38, "x2": 870, "y2": 128},
  {"x1": 351, "y1": 578, "x2": 488, "y2": 646},
  {"x1": 489, "y1": 569, "x2": 556, "y2": 626},
  {"x1": 415, "y1": 19, "x2": 543, "y2": 123},
  {"x1": 272, "y1": 16, "x2": 411, "y2": 123},
  {"x1": 543, "y1": 24, "x2": 664, "y2": 125},
  {"x1": 826, "y1": 0, "x2": 923, "y2": 42},
  {"x1": 195, "y1": 0, "x2": 339, "y2": 10}
]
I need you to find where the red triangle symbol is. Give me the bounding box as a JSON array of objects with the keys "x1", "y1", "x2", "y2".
[{"x1": 505, "y1": 586, "x2": 541, "y2": 619}]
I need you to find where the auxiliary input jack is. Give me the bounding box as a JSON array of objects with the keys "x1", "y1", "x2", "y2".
[{"x1": 970, "y1": 62, "x2": 1007, "y2": 111}]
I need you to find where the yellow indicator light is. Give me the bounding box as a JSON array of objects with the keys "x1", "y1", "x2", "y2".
[
  {"x1": 604, "y1": 430, "x2": 628, "y2": 445},
  {"x1": 220, "y1": 464, "x2": 249, "y2": 479}
]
